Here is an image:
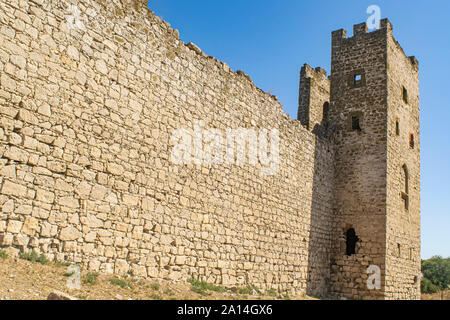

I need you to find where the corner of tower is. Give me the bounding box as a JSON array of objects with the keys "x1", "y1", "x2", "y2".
[{"x1": 298, "y1": 64, "x2": 330, "y2": 134}]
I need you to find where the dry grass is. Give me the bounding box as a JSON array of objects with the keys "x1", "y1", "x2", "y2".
[
  {"x1": 0, "y1": 253, "x2": 314, "y2": 300},
  {"x1": 421, "y1": 289, "x2": 450, "y2": 300}
]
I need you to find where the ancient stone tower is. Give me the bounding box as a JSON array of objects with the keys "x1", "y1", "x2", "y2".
[
  {"x1": 0, "y1": 0, "x2": 420, "y2": 300},
  {"x1": 299, "y1": 19, "x2": 421, "y2": 299}
]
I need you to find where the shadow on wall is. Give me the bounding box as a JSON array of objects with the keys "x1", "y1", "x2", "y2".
[{"x1": 305, "y1": 121, "x2": 334, "y2": 298}]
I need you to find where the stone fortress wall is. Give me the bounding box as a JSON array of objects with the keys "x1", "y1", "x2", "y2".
[{"x1": 0, "y1": 0, "x2": 420, "y2": 299}]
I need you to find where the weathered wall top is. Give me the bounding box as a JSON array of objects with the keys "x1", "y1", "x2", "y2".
[
  {"x1": 331, "y1": 18, "x2": 418, "y2": 70},
  {"x1": 0, "y1": 0, "x2": 420, "y2": 300}
]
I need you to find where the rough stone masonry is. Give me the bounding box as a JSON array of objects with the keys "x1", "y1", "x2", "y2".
[{"x1": 0, "y1": 0, "x2": 420, "y2": 299}]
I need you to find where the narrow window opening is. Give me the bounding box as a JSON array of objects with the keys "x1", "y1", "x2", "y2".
[
  {"x1": 397, "y1": 243, "x2": 401, "y2": 257},
  {"x1": 410, "y1": 134, "x2": 415, "y2": 149},
  {"x1": 352, "y1": 116, "x2": 361, "y2": 131},
  {"x1": 345, "y1": 228, "x2": 359, "y2": 256},
  {"x1": 402, "y1": 193, "x2": 409, "y2": 210},
  {"x1": 403, "y1": 165, "x2": 409, "y2": 194},
  {"x1": 401, "y1": 164, "x2": 409, "y2": 211},
  {"x1": 354, "y1": 74, "x2": 362, "y2": 86},
  {"x1": 323, "y1": 102, "x2": 329, "y2": 127},
  {"x1": 402, "y1": 86, "x2": 408, "y2": 104},
  {"x1": 395, "y1": 120, "x2": 400, "y2": 136}
]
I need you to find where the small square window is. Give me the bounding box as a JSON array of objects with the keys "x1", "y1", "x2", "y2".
[
  {"x1": 350, "y1": 71, "x2": 365, "y2": 88},
  {"x1": 402, "y1": 86, "x2": 408, "y2": 103},
  {"x1": 352, "y1": 116, "x2": 361, "y2": 131}
]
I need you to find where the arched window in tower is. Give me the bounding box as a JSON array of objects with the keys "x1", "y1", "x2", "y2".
[
  {"x1": 345, "y1": 228, "x2": 359, "y2": 256},
  {"x1": 323, "y1": 102, "x2": 329, "y2": 127},
  {"x1": 401, "y1": 164, "x2": 409, "y2": 210}
]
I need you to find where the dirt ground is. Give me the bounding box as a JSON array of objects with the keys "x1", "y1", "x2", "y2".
[
  {"x1": 421, "y1": 289, "x2": 450, "y2": 300},
  {"x1": 0, "y1": 251, "x2": 314, "y2": 300},
  {"x1": 2, "y1": 250, "x2": 444, "y2": 300}
]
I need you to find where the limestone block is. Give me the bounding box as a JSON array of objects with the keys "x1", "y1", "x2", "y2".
[
  {"x1": 37, "y1": 104, "x2": 51, "y2": 116},
  {"x1": 67, "y1": 46, "x2": 79, "y2": 61},
  {"x1": 17, "y1": 109, "x2": 38, "y2": 124},
  {"x1": 21, "y1": 217, "x2": 39, "y2": 235},
  {"x1": 88, "y1": 259, "x2": 101, "y2": 272},
  {"x1": 75, "y1": 181, "x2": 92, "y2": 198},
  {"x1": 59, "y1": 226, "x2": 82, "y2": 241},
  {"x1": 6, "y1": 220, "x2": 23, "y2": 233},
  {"x1": 4, "y1": 146, "x2": 29, "y2": 162},
  {"x1": 59, "y1": 196, "x2": 79, "y2": 209},
  {"x1": 1, "y1": 180, "x2": 27, "y2": 197},
  {"x1": 114, "y1": 259, "x2": 130, "y2": 275},
  {"x1": 95, "y1": 59, "x2": 108, "y2": 75},
  {"x1": 81, "y1": 215, "x2": 103, "y2": 228},
  {"x1": 47, "y1": 291, "x2": 78, "y2": 300},
  {"x1": 131, "y1": 264, "x2": 147, "y2": 277},
  {"x1": 2, "y1": 199, "x2": 14, "y2": 213},
  {"x1": 85, "y1": 231, "x2": 97, "y2": 243},
  {"x1": 0, "y1": 165, "x2": 16, "y2": 178},
  {"x1": 47, "y1": 161, "x2": 66, "y2": 173},
  {"x1": 122, "y1": 194, "x2": 139, "y2": 206},
  {"x1": 107, "y1": 162, "x2": 124, "y2": 176},
  {"x1": 90, "y1": 184, "x2": 108, "y2": 201},
  {"x1": 36, "y1": 188, "x2": 55, "y2": 204},
  {"x1": 1, "y1": 73, "x2": 16, "y2": 91}
]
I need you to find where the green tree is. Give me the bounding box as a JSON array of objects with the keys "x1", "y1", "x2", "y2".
[
  {"x1": 421, "y1": 278, "x2": 439, "y2": 294},
  {"x1": 421, "y1": 256, "x2": 450, "y2": 293}
]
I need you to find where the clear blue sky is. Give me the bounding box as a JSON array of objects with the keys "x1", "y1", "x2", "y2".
[{"x1": 149, "y1": 0, "x2": 450, "y2": 259}]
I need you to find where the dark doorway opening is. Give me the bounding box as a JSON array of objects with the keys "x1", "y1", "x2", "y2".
[
  {"x1": 345, "y1": 228, "x2": 359, "y2": 256},
  {"x1": 351, "y1": 116, "x2": 361, "y2": 131}
]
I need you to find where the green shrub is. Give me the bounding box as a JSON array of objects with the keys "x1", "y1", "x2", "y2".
[
  {"x1": 137, "y1": 280, "x2": 146, "y2": 286},
  {"x1": 188, "y1": 278, "x2": 224, "y2": 295},
  {"x1": 110, "y1": 278, "x2": 130, "y2": 289},
  {"x1": 421, "y1": 256, "x2": 450, "y2": 293},
  {"x1": 237, "y1": 285, "x2": 262, "y2": 295},
  {"x1": 265, "y1": 289, "x2": 277, "y2": 297},
  {"x1": 164, "y1": 289, "x2": 174, "y2": 296},
  {"x1": 55, "y1": 261, "x2": 71, "y2": 268},
  {"x1": 0, "y1": 250, "x2": 7, "y2": 259},
  {"x1": 282, "y1": 294, "x2": 291, "y2": 300},
  {"x1": 83, "y1": 272, "x2": 99, "y2": 285},
  {"x1": 19, "y1": 251, "x2": 49, "y2": 265},
  {"x1": 150, "y1": 282, "x2": 160, "y2": 291},
  {"x1": 238, "y1": 286, "x2": 254, "y2": 295},
  {"x1": 421, "y1": 278, "x2": 439, "y2": 294}
]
